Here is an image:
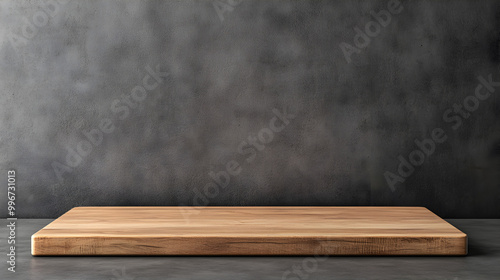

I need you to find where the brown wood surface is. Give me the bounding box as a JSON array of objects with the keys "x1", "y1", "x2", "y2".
[{"x1": 31, "y1": 206, "x2": 467, "y2": 256}]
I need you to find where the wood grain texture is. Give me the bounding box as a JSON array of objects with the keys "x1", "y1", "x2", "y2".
[{"x1": 31, "y1": 206, "x2": 467, "y2": 256}]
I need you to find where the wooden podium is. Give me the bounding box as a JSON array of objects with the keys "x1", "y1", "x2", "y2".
[{"x1": 31, "y1": 206, "x2": 467, "y2": 256}]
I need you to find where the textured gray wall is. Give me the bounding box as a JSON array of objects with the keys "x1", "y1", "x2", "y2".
[{"x1": 1, "y1": 0, "x2": 499, "y2": 218}]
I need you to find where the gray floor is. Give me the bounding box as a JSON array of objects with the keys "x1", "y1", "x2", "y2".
[{"x1": 0, "y1": 219, "x2": 499, "y2": 280}]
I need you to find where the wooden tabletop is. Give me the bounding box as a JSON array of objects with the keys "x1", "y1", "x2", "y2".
[{"x1": 31, "y1": 206, "x2": 467, "y2": 256}]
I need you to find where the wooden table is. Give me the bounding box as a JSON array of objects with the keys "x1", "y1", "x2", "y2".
[{"x1": 31, "y1": 206, "x2": 467, "y2": 256}]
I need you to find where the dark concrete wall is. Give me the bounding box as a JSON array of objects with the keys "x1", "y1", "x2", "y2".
[{"x1": 1, "y1": 0, "x2": 499, "y2": 218}]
